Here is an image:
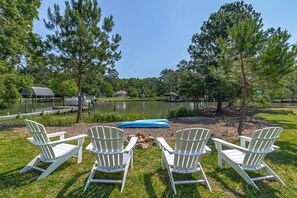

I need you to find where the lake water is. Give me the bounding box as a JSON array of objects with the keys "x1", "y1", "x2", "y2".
[
  {"x1": 0, "y1": 100, "x2": 296, "y2": 116},
  {"x1": 0, "y1": 101, "x2": 215, "y2": 116}
]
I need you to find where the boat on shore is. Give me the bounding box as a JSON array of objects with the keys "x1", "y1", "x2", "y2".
[
  {"x1": 65, "y1": 97, "x2": 90, "y2": 106},
  {"x1": 116, "y1": 119, "x2": 170, "y2": 128}
]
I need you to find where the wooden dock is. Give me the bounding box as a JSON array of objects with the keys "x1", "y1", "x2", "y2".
[{"x1": 0, "y1": 106, "x2": 89, "y2": 121}]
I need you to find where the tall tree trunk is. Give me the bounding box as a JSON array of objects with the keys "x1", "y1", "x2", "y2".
[
  {"x1": 204, "y1": 95, "x2": 208, "y2": 110},
  {"x1": 76, "y1": 71, "x2": 83, "y2": 123},
  {"x1": 237, "y1": 53, "x2": 248, "y2": 135},
  {"x1": 216, "y1": 91, "x2": 223, "y2": 114}
]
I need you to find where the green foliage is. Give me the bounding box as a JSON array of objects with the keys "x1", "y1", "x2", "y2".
[
  {"x1": 101, "y1": 81, "x2": 114, "y2": 97},
  {"x1": 217, "y1": 19, "x2": 297, "y2": 133},
  {"x1": 0, "y1": 0, "x2": 41, "y2": 71},
  {"x1": 252, "y1": 94, "x2": 271, "y2": 107},
  {"x1": 178, "y1": 69, "x2": 205, "y2": 100},
  {"x1": 33, "y1": 114, "x2": 76, "y2": 125},
  {"x1": 159, "y1": 69, "x2": 179, "y2": 92},
  {"x1": 185, "y1": 1, "x2": 261, "y2": 113},
  {"x1": 83, "y1": 111, "x2": 153, "y2": 123},
  {"x1": 167, "y1": 107, "x2": 198, "y2": 119},
  {"x1": 0, "y1": 73, "x2": 34, "y2": 108},
  {"x1": 0, "y1": 0, "x2": 41, "y2": 109},
  {"x1": 17, "y1": 33, "x2": 49, "y2": 86},
  {"x1": 48, "y1": 78, "x2": 77, "y2": 97},
  {"x1": 128, "y1": 87, "x2": 139, "y2": 98}
]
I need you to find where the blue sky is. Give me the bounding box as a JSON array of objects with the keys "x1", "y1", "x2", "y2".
[{"x1": 33, "y1": 0, "x2": 297, "y2": 78}]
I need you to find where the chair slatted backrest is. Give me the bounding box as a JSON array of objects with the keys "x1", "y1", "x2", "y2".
[
  {"x1": 173, "y1": 128, "x2": 211, "y2": 171},
  {"x1": 242, "y1": 127, "x2": 283, "y2": 169},
  {"x1": 88, "y1": 126, "x2": 125, "y2": 170},
  {"x1": 24, "y1": 119, "x2": 56, "y2": 160}
]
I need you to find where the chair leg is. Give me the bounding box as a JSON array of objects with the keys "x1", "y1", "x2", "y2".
[
  {"x1": 198, "y1": 163, "x2": 212, "y2": 191},
  {"x1": 165, "y1": 161, "x2": 176, "y2": 195},
  {"x1": 37, "y1": 152, "x2": 74, "y2": 180},
  {"x1": 121, "y1": 158, "x2": 131, "y2": 193},
  {"x1": 262, "y1": 162, "x2": 285, "y2": 186},
  {"x1": 20, "y1": 155, "x2": 41, "y2": 173},
  {"x1": 216, "y1": 143, "x2": 223, "y2": 168},
  {"x1": 130, "y1": 150, "x2": 133, "y2": 168},
  {"x1": 84, "y1": 164, "x2": 97, "y2": 192},
  {"x1": 77, "y1": 146, "x2": 82, "y2": 164},
  {"x1": 227, "y1": 159, "x2": 258, "y2": 189},
  {"x1": 77, "y1": 138, "x2": 85, "y2": 163},
  {"x1": 161, "y1": 148, "x2": 164, "y2": 169}
]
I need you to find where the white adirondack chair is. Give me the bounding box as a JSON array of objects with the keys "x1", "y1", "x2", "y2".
[
  {"x1": 213, "y1": 127, "x2": 285, "y2": 189},
  {"x1": 20, "y1": 119, "x2": 87, "y2": 180},
  {"x1": 157, "y1": 128, "x2": 212, "y2": 195},
  {"x1": 84, "y1": 126, "x2": 138, "y2": 192}
]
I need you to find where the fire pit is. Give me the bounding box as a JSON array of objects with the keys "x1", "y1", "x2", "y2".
[{"x1": 127, "y1": 133, "x2": 159, "y2": 149}]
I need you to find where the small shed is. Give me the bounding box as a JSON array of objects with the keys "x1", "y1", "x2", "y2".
[
  {"x1": 164, "y1": 92, "x2": 179, "y2": 102},
  {"x1": 115, "y1": 90, "x2": 127, "y2": 98},
  {"x1": 21, "y1": 87, "x2": 54, "y2": 102}
]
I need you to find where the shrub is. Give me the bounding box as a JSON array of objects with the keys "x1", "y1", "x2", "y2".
[
  {"x1": 167, "y1": 107, "x2": 198, "y2": 119},
  {"x1": 84, "y1": 111, "x2": 155, "y2": 123}
]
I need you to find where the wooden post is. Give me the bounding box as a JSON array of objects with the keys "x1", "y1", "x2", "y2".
[
  {"x1": 25, "y1": 97, "x2": 28, "y2": 113},
  {"x1": 18, "y1": 112, "x2": 21, "y2": 118}
]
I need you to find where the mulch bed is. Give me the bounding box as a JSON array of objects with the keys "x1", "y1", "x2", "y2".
[{"x1": 11, "y1": 116, "x2": 276, "y2": 142}]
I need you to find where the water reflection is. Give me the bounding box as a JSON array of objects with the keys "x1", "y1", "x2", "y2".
[{"x1": 1, "y1": 100, "x2": 297, "y2": 116}]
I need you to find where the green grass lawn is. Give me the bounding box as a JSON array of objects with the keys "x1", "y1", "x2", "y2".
[{"x1": 0, "y1": 108, "x2": 296, "y2": 197}]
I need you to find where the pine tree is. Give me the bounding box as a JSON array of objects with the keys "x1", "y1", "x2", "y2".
[{"x1": 44, "y1": 0, "x2": 121, "y2": 123}]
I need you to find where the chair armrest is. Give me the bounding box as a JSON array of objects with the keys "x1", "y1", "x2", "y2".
[
  {"x1": 272, "y1": 145, "x2": 280, "y2": 149},
  {"x1": 205, "y1": 145, "x2": 212, "y2": 153},
  {"x1": 239, "y1": 136, "x2": 251, "y2": 142},
  {"x1": 49, "y1": 134, "x2": 87, "y2": 146},
  {"x1": 239, "y1": 136, "x2": 251, "y2": 148},
  {"x1": 157, "y1": 137, "x2": 173, "y2": 153},
  {"x1": 124, "y1": 137, "x2": 138, "y2": 153},
  {"x1": 85, "y1": 143, "x2": 93, "y2": 151},
  {"x1": 212, "y1": 138, "x2": 248, "y2": 153},
  {"x1": 47, "y1": 132, "x2": 67, "y2": 139}
]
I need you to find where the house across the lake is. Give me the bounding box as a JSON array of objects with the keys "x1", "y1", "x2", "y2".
[
  {"x1": 164, "y1": 92, "x2": 180, "y2": 102},
  {"x1": 115, "y1": 90, "x2": 127, "y2": 98},
  {"x1": 21, "y1": 87, "x2": 54, "y2": 102}
]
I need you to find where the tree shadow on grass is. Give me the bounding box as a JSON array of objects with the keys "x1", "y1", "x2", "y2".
[
  {"x1": 254, "y1": 109, "x2": 294, "y2": 116},
  {"x1": 143, "y1": 173, "x2": 157, "y2": 198},
  {"x1": 57, "y1": 182, "x2": 116, "y2": 198},
  {"x1": 60, "y1": 171, "x2": 120, "y2": 198},
  {"x1": 0, "y1": 167, "x2": 36, "y2": 190},
  {"x1": 154, "y1": 168, "x2": 203, "y2": 197},
  {"x1": 266, "y1": 140, "x2": 297, "y2": 167},
  {"x1": 257, "y1": 118, "x2": 297, "y2": 130},
  {"x1": 0, "y1": 160, "x2": 76, "y2": 191},
  {"x1": 210, "y1": 166, "x2": 284, "y2": 198}
]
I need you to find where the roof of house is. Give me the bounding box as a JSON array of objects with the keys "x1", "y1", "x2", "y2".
[
  {"x1": 164, "y1": 92, "x2": 178, "y2": 96},
  {"x1": 21, "y1": 87, "x2": 54, "y2": 97},
  {"x1": 115, "y1": 90, "x2": 127, "y2": 95}
]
